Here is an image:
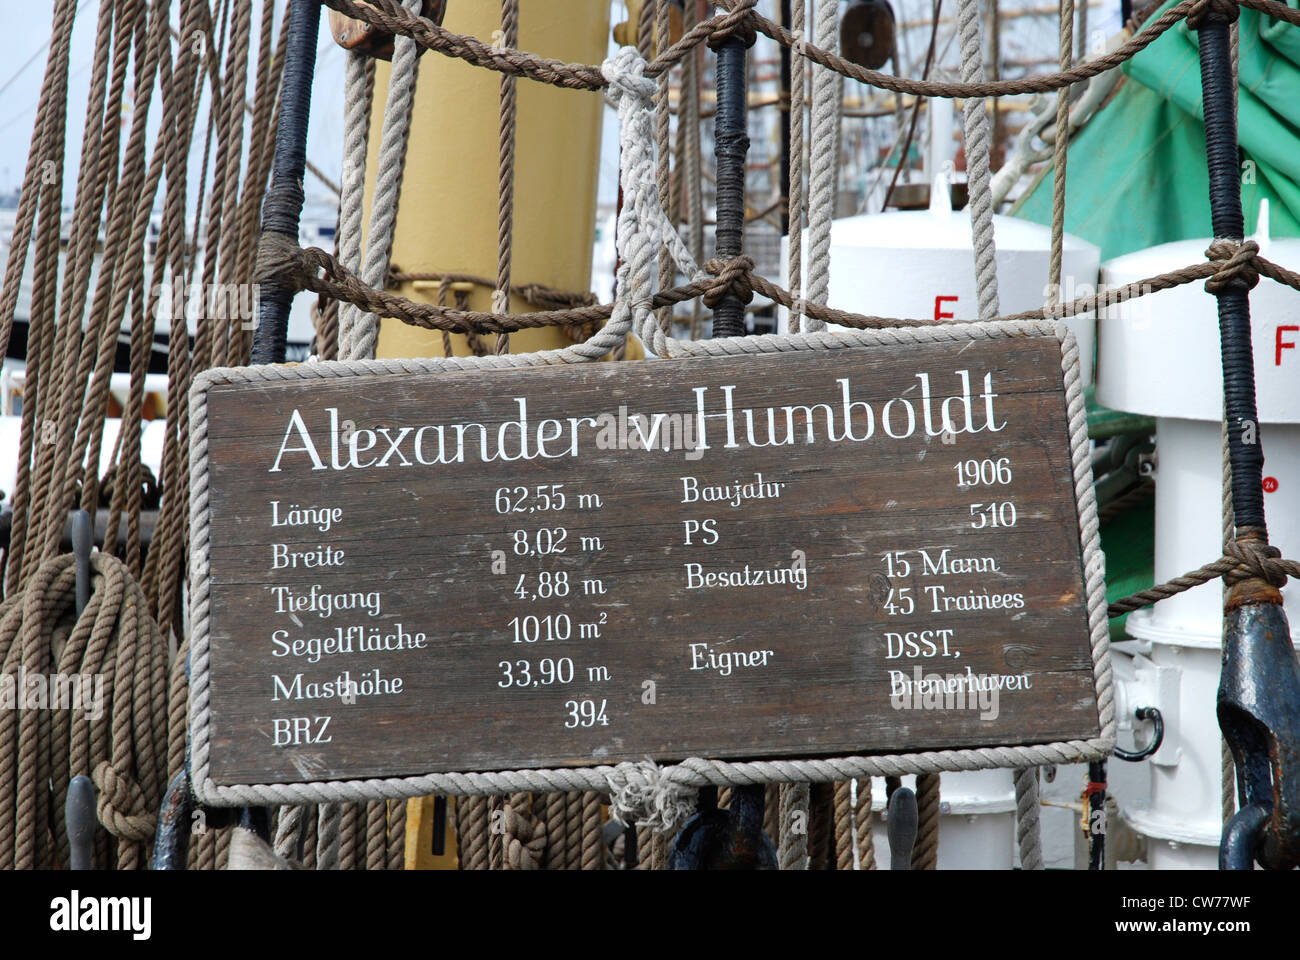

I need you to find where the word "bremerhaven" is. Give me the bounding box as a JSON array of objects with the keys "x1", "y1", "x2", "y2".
[{"x1": 888, "y1": 665, "x2": 1026, "y2": 720}]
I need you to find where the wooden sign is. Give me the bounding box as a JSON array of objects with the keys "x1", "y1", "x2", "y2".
[{"x1": 190, "y1": 330, "x2": 1104, "y2": 798}]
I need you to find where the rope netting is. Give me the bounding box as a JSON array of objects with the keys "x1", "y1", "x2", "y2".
[
  {"x1": 1, "y1": 0, "x2": 1295, "y2": 869},
  {"x1": 239, "y1": 0, "x2": 1300, "y2": 870}
]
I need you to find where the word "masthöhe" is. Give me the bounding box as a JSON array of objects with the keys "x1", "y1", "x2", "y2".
[{"x1": 267, "y1": 371, "x2": 1006, "y2": 473}]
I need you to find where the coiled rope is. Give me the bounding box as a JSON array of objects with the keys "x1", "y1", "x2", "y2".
[{"x1": 0, "y1": 553, "x2": 171, "y2": 870}]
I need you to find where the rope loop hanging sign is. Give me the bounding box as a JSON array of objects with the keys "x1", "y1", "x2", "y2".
[
  {"x1": 187, "y1": 317, "x2": 1113, "y2": 812},
  {"x1": 188, "y1": 47, "x2": 1112, "y2": 819}
]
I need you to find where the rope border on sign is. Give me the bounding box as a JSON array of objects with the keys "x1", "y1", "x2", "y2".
[{"x1": 187, "y1": 319, "x2": 1114, "y2": 825}]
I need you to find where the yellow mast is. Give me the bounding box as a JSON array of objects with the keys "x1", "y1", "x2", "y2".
[{"x1": 369, "y1": 1, "x2": 613, "y2": 360}]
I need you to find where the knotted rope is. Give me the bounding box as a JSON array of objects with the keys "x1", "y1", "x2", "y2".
[
  {"x1": 502, "y1": 792, "x2": 546, "y2": 870},
  {"x1": 706, "y1": 0, "x2": 759, "y2": 48},
  {"x1": 1204, "y1": 238, "x2": 1260, "y2": 293},
  {"x1": 1108, "y1": 533, "x2": 1298, "y2": 616},
  {"x1": 263, "y1": 215, "x2": 1300, "y2": 351},
  {"x1": 92, "y1": 761, "x2": 156, "y2": 844},
  {"x1": 604, "y1": 757, "x2": 696, "y2": 833},
  {"x1": 317, "y1": 0, "x2": 1300, "y2": 99},
  {"x1": 1188, "y1": 0, "x2": 1243, "y2": 27},
  {"x1": 702, "y1": 256, "x2": 755, "y2": 309}
]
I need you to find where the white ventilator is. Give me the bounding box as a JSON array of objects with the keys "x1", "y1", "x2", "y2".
[{"x1": 1098, "y1": 201, "x2": 1300, "y2": 869}]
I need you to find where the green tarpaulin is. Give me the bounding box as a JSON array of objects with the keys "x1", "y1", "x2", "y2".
[{"x1": 1013, "y1": 1, "x2": 1300, "y2": 259}]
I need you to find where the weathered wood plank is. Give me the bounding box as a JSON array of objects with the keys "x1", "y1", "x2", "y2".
[{"x1": 196, "y1": 337, "x2": 1100, "y2": 786}]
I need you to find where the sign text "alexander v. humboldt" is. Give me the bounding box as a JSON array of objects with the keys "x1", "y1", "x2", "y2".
[{"x1": 194, "y1": 337, "x2": 1099, "y2": 788}]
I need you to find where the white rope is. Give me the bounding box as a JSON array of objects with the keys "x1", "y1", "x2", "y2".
[
  {"x1": 787, "y1": 0, "x2": 807, "y2": 332},
  {"x1": 316, "y1": 802, "x2": 342, "y2": 870},
  {"x1": 273, "y1": 803, "x2": 307, "y2": 861},
  {"x1": 778, "y1": 782, "x2": 810, "y2": 870},
  {"x1": 803, "y1": 0, "x2": 841, "y2": 332},
  {"x1": 339, "y1": 0, "x2": 423, "y2": 362},
  {"x1": 957, "y1": 0, "x2": 1000, "y2": 321},
  {"x1": 603, "y1": 47, "x2": 702, "y2": 358},
  {"x1": 1013, "y1": 767, "x2": 1044, "y2": 869},
  {"x1": 958, "y1": 0, "x2": 1043, "y2": 868},
  {"x1": 335, "y1": 51, "x2": 373, "y2": 357}
]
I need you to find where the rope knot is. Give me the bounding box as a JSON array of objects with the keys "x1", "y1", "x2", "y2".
[
  {"x1": 1205, "y1": 239, "x2": 1259, "y2": 294},
  {"x1": 708, "y1": 0, "x2": 759, "y2": 49},
  {"x1": 92, "y1": 762, "x2": 156, "y2": 843},
  {"x1": 515, "y1": 282, "x2": 597, "y2": 310},
  {"x1": 256, "y1": 231, "x2": 334, "y2": 293},
  {"x1": 254, "y1": 231, "x2": 302, "y2": 286},
  {"x1": 502, "y1": 794, "x2": 546, "y2": 870},
  {"x1": 602, "y1": 46, "x2": 654, "y2": 106},
  {"x1": 605, "y1": 759, "x2": 697, "y2": 832},
  {"x1": 1225, "y1": 536, "x2": 1288, "y2": 588},
  {"x1": 1187, "y1": 0, "x2": 1240, "y2": 28},
  {"x1": 703, "y1": 255, "x2": 756, "y2": 309}
]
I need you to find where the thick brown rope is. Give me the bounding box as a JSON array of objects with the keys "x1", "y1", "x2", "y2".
[
  {"x1": 267, "y1": 237, "x2": 1300, "y2": 338},
  {"x1": 564, "y1": 791, "x2": 583, "y2": 869},
  {"x1": 1188, "y1": 0, "x2": 1243, "y2": 27},
  {"x1": 0, "y1": 552, "x2": 170, "y2": 870},
  {"x1": 855, "y1": 778, "x2": 877, "y2": 870},
  {"x1": 833, "y1": 780, "x2": 854, "y2": 870},
  {"x1": 542, "y1": 790, "x2": 566, "y2": 869},
  {"x1": 365, "y1": 798, "x2": 387, "y2": 870},
  {"x1": 457, "y1": 794, "x2": 489, "y2": 870},
  {"x1": 494, "y1": 0, "x2": 520, "y2": 356},
  {"x1": 580, "y1": 791, "x2": 604, "y2": 870},
  {"x1": 1108, "y1": 534, "x2": 1298, "y2": 617},
  {"x1": 488, "y1": 795, "x2": 504, "y2": 869},
  {"x1": 318, "y1": 0, "x2": 1300, "y2": 100},
  {"x1": 502, "y1": 791, "x2": 545, "y2": 870},
  {"x1": 386, "y1": 797, "x2": 405, "y2": 870},
  {"x1": 912, "y1": 772, "x2": 940, "y2": 870}
]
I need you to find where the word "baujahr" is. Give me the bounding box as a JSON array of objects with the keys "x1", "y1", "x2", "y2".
[{"x1": 266, "y1": 371, "x2": 1006, "y2": 472}]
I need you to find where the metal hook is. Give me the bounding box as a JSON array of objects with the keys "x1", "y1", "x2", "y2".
[
  {"x1": 1114, "y1": 706, "x2": 1164, "y2": 762},
  {"x1": 1218, "y1": 593, "x2": 1300, "y2": 870},
  {"x1": 1220, "y1": 802, "x2": 1269, "y2": 871}
]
